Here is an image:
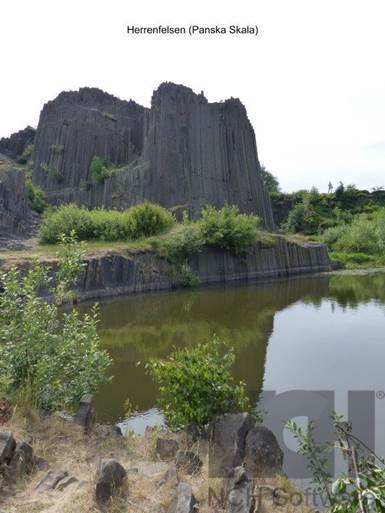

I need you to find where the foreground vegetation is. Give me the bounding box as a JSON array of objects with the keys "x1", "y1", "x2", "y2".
[
  {"x1": 287, "y1": 416, "x2": 385, "y2": 513},
  {"x1": 0, "y1": 234, "x2": 111, "y2": 411},
  {"x1": 147, "y1": 340, "x2": 250, "y2": 430}
]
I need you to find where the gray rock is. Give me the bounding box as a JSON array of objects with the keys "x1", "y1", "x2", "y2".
[
  {"x1": 73, "y1": 394, "x2": 95, "y2": 432},
  {"x1": 208, "y1": 413, "x2": 256, "y2": 478},
  {"x1": 29, "y1": 83, "x2": 274, "y2": 229},
  {"x1": 175, "y1": 450, "x2": 202, "y2": 475},
  {"x1": 157, "y1": 463, "x2": 178, "y2": 488},
  {"x1": 244, "y1": 425, "x2": 283, "y2": 477},
  {"x1": 56, "y1": 475, "x2": 78, "y2": 491},
  {"x1": 0, "y1": 126, "x2": 35, "y2": 160},
  {"x1": 227, "y1": 467, "x2": 255, "y2": 513},
  {"x1": 156, "y1": 438, "x2": 179, "y2": 460},
  {"x1": 36, "y1": 469, "x2": 68, "y2": 492},
  {"x1": 185, "y1": 423, "x2": 202, "y2": 445},
  {"x1": 0, "y1": 163, "x2": 35, "y2": 242},
  {"x1": 34, "y1": 456, "x2": 49, "y2": 471},
  {"x1": 9, "y1": 441, "x2": 34, "y2": 480},
  {"x1": 95, "y1": 459, "x2": 127, "y2": 504},
  {"x1": 168, "y1": 482, "x2": 197, "y2": 513},
  {"x1": 0, "y1": 432, "x2": 16, "y2": 465},
  {"x1": 137, "y1": 461, "x2": 168, "y2": 477}
]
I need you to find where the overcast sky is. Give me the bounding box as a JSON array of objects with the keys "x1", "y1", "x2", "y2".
[{"x1": 1, "y1": 0, "x2": 384, "y2": 192}]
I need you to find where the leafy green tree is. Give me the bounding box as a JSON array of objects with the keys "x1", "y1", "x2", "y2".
[
  {"x1": 260, "y1": 165, "x2": 280, "y2": 194},
  {"x1": 0, "y1": 233, "x2": 111, "y2": 411},
  {"x1": 147, "y1": 340, "x2": 250, "y2": 429},
  {"x1": 283, "y1": 195, "x2": 322, "y2": 234}
]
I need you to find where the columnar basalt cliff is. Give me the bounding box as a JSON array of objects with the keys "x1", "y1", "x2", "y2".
[
  {"x1": 0, "y1": 155, "x2": 34, "y2": 239},
  {"x1": 0, "y1": 126, "x2": 35, "y2": 160},
  {"x1": 0, "y1": 238, "x2": 331, "y2": 300},
  {"x1": 28, "y1": 83, "x2": 274, "y2": 228}
]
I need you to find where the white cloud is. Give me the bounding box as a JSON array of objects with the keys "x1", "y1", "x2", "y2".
[{"x1": 1, "y1": 0, "x2": 384, "y2": 192}]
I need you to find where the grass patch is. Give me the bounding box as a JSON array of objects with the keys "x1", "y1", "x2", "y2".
[{"x1": 329, "y1": 251, "x2": 384, "y2": 269}]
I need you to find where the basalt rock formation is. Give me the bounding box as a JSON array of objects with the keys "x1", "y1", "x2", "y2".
[
  {"x1": 27, "y1": 83, "x2": 274, "y2": 228},
  {"x1": 0, "y1": 126, "x2": 35, "y2": 160},
  {"x1": 0, "y1": 154, "x2": 34, "y2": 239}
]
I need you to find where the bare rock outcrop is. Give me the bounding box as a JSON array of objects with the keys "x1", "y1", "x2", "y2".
[
  {"x1": 0, "y1": 126, "x2": 35, "y2": 160},
  {"x1": 32, "y1": 87, "x2": 145, "y2": 193},
  {"x1": 0, "y1": 156, "x2": 34, "y2": 239},
  {"x1": 29, "y1": 83, "x2": 274, "y2": 228}
]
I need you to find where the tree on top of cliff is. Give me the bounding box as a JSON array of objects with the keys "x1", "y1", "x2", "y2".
[{"x1": 260, "y1": 165, "x2": 281, "y2": 194}]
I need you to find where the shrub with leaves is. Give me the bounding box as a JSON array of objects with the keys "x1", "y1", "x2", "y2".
[
  {"x1": 39, "y1": 202, "x2": 175, "y2": 244},
  {"x1": 127, "y1": 202, "x2": 175, "y2": 239},
  {"x1": 147, "y1": 340, "x2": 249, "y2": 430},
  {"x1": 39, "y1": 204, "x2": 95, "y2": 243},
  {"x1": 90, "y1": 156, "x2": 111, "y2": 183},
  {"x1": 0, "y1": 233, "x2": 111, "y2": 411},
  {"x1": 286, "y1": 416, "x2": 385, "y2": 513},
  {"x1": 25, "y1": 179, "x2": 47, "y2": 213},
  {"x1": 199, "y1": 205, "x2": 259, "y2": 253}
]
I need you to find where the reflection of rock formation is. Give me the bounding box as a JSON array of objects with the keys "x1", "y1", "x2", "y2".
[
  {"x1": 84, "y1": 275, "x2": 331, "y2": 421},
  {"x1": 20, "y1": 83, "x2": 274, "y2": 227}
]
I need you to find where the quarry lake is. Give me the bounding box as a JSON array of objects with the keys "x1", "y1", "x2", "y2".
[{"x1": 78, "y1": 271, "x2": 385, "y2": 442}]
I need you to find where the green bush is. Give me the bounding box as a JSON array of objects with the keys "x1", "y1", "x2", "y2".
[
  {"x1": 0, "y1": 234, "x2": 111, "y2": 411},
  {"x1": 283, "y1": 198, "x2": 323, "y2": 235},
  {"x1": 49, "y1": 167, "x2": 64, "y2": 183},
  {"x1": 25, "y1": 179, "x2": 47, "y2": 213},
  {"x1": 177, "y1": 262, "x2": 200, "y2": 288},
  {"x1": 147, "y1": 340, "x2": 249, "y2": 429},
  {"x1": 40, "y1": 204, "x2": 95, "y2": 243},
  {"x1": 322, "y1": 209, "x2": 385, "y2": 255},
  {"x1": 199, "y1": 205, "x2": 259, "y2": 253},
  {"x1": 127, "y1": 202, "x2": 175, "y2": 239},
  {"x1": 90, "y1": 156, "x2": 111, "y2": 183},
  {"x1": 17, "y1": 144, "x2": 34, "y2": 165},
  {"x1": 91, "y1": 209, "x2": 131, "y2": 241},
  {"x1": 39, "y1": 202, "x2": 175, "y2": 244}
]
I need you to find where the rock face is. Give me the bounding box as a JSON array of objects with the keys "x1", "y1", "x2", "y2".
[
  {"x1": 95, "y1": 459, "x2": 127, "y2": 505},
  {"x1": 208, "y1": 413, "x2": 255, "y2": 478},
  {"x1": 32, "y1": 88, "x2": 145, "y2": 192},
  {"x1": 0, "y1": 126, "x2": 35, "y2": 160},
  {"x1": 0, "y1": 432, "x2": 16, "y2": 465},
  {"x1": 77, "y1": 238, "x2": 331, "y2": 301},
  {"x1": 0, "y1": 158, "x2": 34, "y2": 238},
  {"x1": 73, "y1": 394, "x2": 95, "y2": 432},
  {"x1": 227, "y1": 467, "x2": 255, "y2": 513},
  {"x1": 208, "y1": 414, "x2": 283, "y2": 479},
  {"x1": 29, "y1": 83, "x2": 274, "y2": 228},
  {"x1": 168, "y1": 482, "x2": 197, "y2": 513},
  {"x1": 244, "y1": 425, "x2": 283, "y2": 477},
  {"x1": 156, "y1": 438, "x2": 179, "y2": 460}
]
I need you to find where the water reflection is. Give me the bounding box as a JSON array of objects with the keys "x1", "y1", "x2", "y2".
[{"x1": 77, "y1": 272, "x2": 385, "y2": 424}]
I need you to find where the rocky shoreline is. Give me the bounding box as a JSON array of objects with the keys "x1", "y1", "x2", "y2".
[
  {"x1": 0, "y1": 396, "x2": 313, "y2": 513},
  {"x1": 0, "y1": 237, "x2": 331, "y2": 302}
]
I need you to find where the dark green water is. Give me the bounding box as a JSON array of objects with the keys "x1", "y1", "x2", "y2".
[{"x1": 78, "y1": 271, "x2": 385, "y2": 441}]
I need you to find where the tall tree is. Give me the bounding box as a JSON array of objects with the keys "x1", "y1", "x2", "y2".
[{"x1": 260, "y1": 165, "x2": 280, "y2": 194}]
